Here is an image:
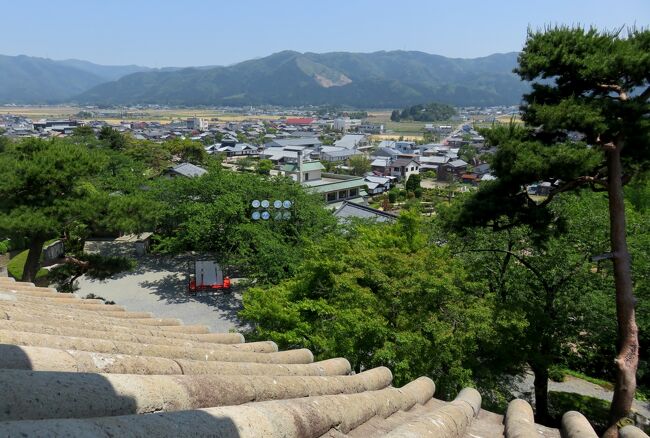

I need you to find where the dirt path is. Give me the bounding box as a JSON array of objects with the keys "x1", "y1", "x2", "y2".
[{"x1": 516, "y1": 371, "x2": 650, "y2": 419}]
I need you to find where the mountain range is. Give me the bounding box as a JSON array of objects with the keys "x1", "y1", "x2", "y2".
[{"x1": 0, "y1": 51, "x2": 528, "y2": 107}]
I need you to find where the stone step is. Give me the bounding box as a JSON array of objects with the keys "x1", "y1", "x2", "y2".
[
  {"x1": 0, "y1": 367, "x2": 393, "y2": 421},
  {"x1": 0, "y1": 344, "x2": 350, "y2": 376},
  {"x1": 0, "y1": 377, "x2": 435, "y2": 437}
]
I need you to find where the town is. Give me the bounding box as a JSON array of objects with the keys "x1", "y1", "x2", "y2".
[
  {"x1": 0, "y1": 105, "x2": 521, "y2": 220},
  {"x1": 0, "y1": 8, "x2": 648, "y2": 437}
]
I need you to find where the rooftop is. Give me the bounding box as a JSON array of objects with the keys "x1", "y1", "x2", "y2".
[
  {"x1": 0, "y1": 276, "x2": 604, "y2": 437},
  {"x1": 333, "y1": 201, "x2": 398, "y2": 223},
  {"x1": 303, "y1": 174, "x2": 367, "y2": 193},
  {"x1": 168, "y1": 162, "x2": 208, "y2": 177},
  {"x1": 281, "y1": 161, "x2": 326, "y2": 173}
]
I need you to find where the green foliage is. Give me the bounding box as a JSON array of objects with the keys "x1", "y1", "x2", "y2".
[
  {"x1": 124, "y1": 139, "x2": 172, "y2": 176},
  {"x1": 98, "y1": 126, "x2": 127, "y2": 150},
  {"x1": 72, "y1": 125, "x2": 95, "y2": 137},
  {"x1": 0, "y1": 136, "x2": 152, "y2": 280},
  {"x1": 348, "y1": 155, "x2": 371, "y2": 176},
  {"x1": 443, "y1": 191, "x2": 632, "y2": 419},
  {"x1": 241, "y1": 216, "x2": 494, "y2": 396},
  {"x1": 164, "y1": 138, "x2": 207, "y2": 165},
  {"x1": 391, "y1": 102, "x2": 457, "y2": 122},
  {"x1": 453, "y1": 27, "x2": 650, "y2": 233},
  {"x1": 0, "y1": 138, "x2": 106, "y2": 241},
  {"x1": 548, "y1": 392, "x2": 610, "y2": 433},
  {"x1": 548, "y1": 365, "x2": 565, "y2": 382},
  {"x1": 405, "y1": 174, "x2": 422, "y2": 192},
  {"x1": 256, "y1": 159, "x2": 274, "y2": 175},
  {"x1": 145, "y1": 170, "x2": 335, "y2": 284}
]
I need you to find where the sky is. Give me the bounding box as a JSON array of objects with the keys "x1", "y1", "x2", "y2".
[{"x1": 2, "y1": 0, "x2": 648, "y2": 67}]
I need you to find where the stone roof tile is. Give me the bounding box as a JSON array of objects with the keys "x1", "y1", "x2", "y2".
[{"x1": 0, "y1": 278, "x2": 598, "y2": 437}]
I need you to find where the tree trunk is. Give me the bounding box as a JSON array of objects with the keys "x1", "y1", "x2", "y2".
[
  {"x1": 604, "y1": 144, "x2": 639, "y2": 436},
  {"x1": 21, "y1": 238, "x2": 46, "y2": 282},
  {"x1": 531, "y1": 362, "x2": 550, "y2": 425}
]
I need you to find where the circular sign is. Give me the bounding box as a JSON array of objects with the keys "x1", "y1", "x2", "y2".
[
  {"x1": 251, "y1": 200, "x2": 260, "y2": 208},
  {"x1": 261, "y1": 200, "x2": 270, "y2": 208},
  {"x1": 283, "y1": 200, "x2": 292, "y2": 209},
  {"x1": 274, "y1": 211, "x2": 283, "y2": 221},
  {"x1": 282, "y1": 211, "x2": 292, "y2": 220},
  {"x1": 261, "y1": 211, "x2": 270, "y2": 220},
  {"x1": 273, "y1": 200, "x2": 282, "y2": 209},
  {"x1": 251, "y1": 211, "x2": 261, "y2": 220}
]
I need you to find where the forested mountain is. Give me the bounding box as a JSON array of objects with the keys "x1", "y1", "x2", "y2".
[
  {"x1": 0, "y1": 55, "x2": 150, "y2": 103},
  {"x1": 0, "y1": 51, "x2": 527, "y2": 107},
  {"x1": 77, "y1": 50, "x2": 527, "y2": 107}
]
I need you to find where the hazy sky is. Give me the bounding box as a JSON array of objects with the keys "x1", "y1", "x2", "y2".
[{"x1": 2, "y1": 0, "x2": 648, "y2": 67}]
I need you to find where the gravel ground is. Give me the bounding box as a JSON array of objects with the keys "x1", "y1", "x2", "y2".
[{"x1": 74, "y1": 255, "x2": 246, "y2": 333}]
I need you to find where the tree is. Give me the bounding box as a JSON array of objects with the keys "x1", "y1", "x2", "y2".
[
  {"x1": 450, "y1": 27, "x2": 650, "y2": 430},
  {"x1": 0, "y1": 138, "x2": 106, "y2": 281},
  {"x1": 98, "y1": 126, "x2": 127, "y2": 151},
  {"x1": 240, "y1": 216, "x2": 493, "y2": 395},
  {"x1": 446, "y1": 192, "x2": 618, "y2": 424},
  {"x1": 146, "y1": 170, "x2": 336, "y2": 284},
  {"x1": 405, "y1": 174, "x2": 422, "y2": 193},
  {"x1": 124, "y1": 139, "x2": 172, "y2": 176},
  {"x1": 164, "y1": 138, "x2": 207, "y2": 165},
  {"x1": 256, "y1": 159, "x2": 274, "y2": 175},
  {"x1": 348, "y1": 155, "x2": 371, "y2": 176},
  {"x1": 72, "y1": 125, "x2": 95, "y2": 137}
]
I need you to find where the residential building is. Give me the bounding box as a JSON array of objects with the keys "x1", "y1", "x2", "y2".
[
  {"x1": 186, "y1": 118, "x2": 208, "y2": 131},
  {"x1": 163, "y1": 162, "x2": 208, "y2": 178},
  {"x1": 389, "y1": 158, "x2": 420, "y2": 181},
  {"x1": 437, "y1": 159, "x2": 468, "y2": 181},
  {"x1": 216, "y1": 143, "x2": 259, "y2": 157},
  {"x1": 357, "y1": 123, "x2": 384, "y2": 134},
  {"x1": 370, "y1": 157, "x2": 392, "y2": 176},
  {"x1": 334, "y1": 134, "x2": 369, "y2": 150},
  {"x1": 281, "y1": 161, "x2": 325, "y2": 183},
  {"x1": 321, "y1": 147, "x2": 361, "y2": 162},
  {"x1": 363, "y1": 175, "x2": 394, "y2": 195},
  {"x1": 333, "y1": 201, "x2": 397, "y2": 223},
  {"x1": 282, "y1": 153, "x2": 367, "y2": 207}
]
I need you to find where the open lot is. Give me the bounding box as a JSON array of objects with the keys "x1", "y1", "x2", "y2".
[{"x1": 74, "y1": 255, "x2": 245, "y2": 333}]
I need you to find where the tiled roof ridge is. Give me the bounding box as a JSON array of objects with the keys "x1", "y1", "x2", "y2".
[{"x1": 0, "y1": 278, "x2": 601, "y2": 437}]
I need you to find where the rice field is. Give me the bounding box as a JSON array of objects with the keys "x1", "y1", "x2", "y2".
[{"x1": 0, "y1": 106, "x2": 280, "y2": 123}]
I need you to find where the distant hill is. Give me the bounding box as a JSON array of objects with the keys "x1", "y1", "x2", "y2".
[
  {"x1": 0, "y1": 51, "x2": 528, "y2": 107},
  {"x1": 56, "y1": 59, "x2": 152, "y2": 81},
  {"x1": 0, "y1": 55, "x2": 151, "y2": 103},
  {"x1": 77, "y1": 51, "x2": 528, "y2": 107}
]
